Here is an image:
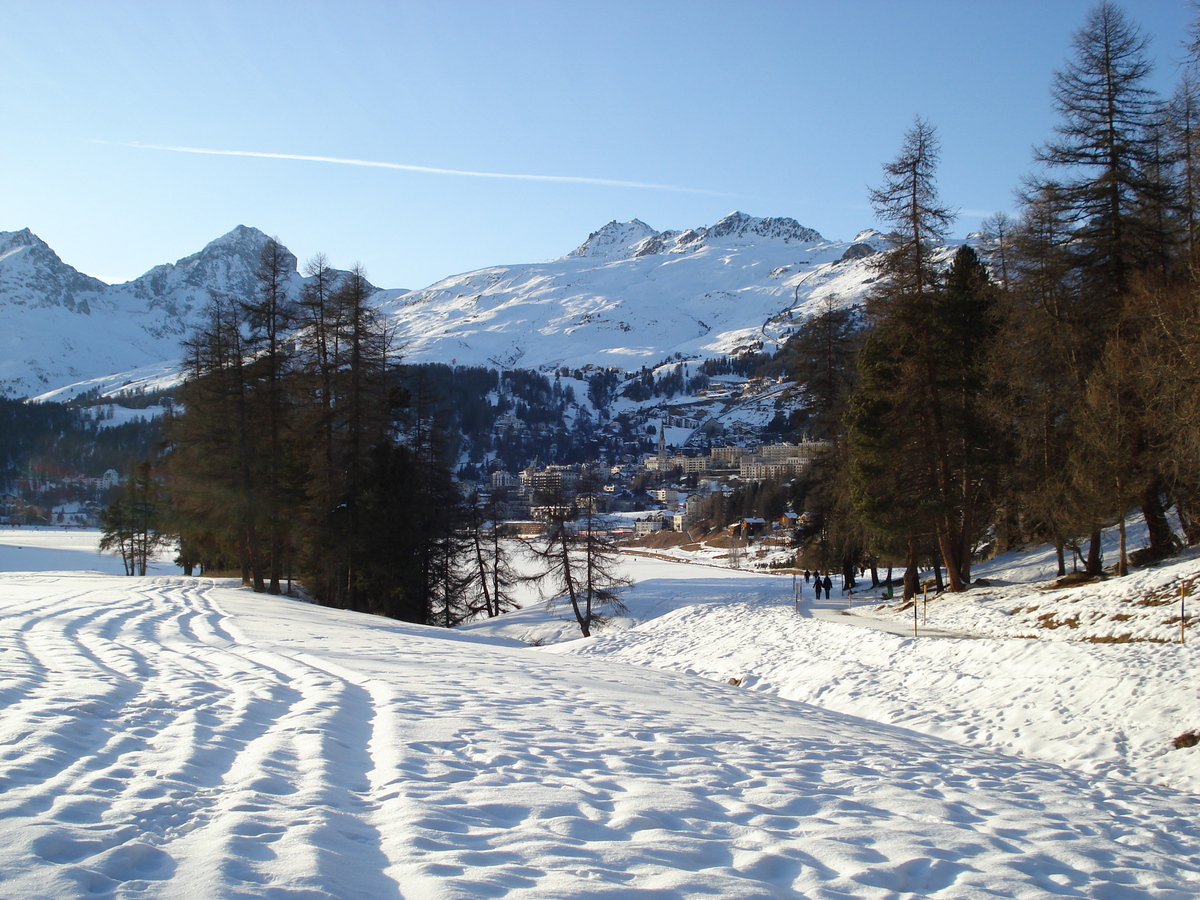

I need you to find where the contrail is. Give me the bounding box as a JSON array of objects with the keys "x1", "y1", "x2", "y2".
[{"x1": 107, "y1": 141, "x2": 724, "y2": 195}]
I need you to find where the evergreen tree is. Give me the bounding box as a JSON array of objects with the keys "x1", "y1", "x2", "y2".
[
  {"x1": 1034, "y1": 1, "x2": 1169, "y2": 305},
  {"x1": 994, "y1": 188, "x2": 1083, "y2": 574},
  {"x1": 1165, "y1": 72, "x2": 1200, "y2": 265},
  {"x1": 242, "y1": 238, "x2": 299, "y2": 593},
  {"x1": 100, "y1": 460, "x2": 167, "y2": 576},
  {"x1": 1021, "y1": 1, "x2": 1177, "y2": 566},
  {"x1": 850, "y1": 117, "x2": 1001, "y2": 594},
  {"x1": 846, "y1": 321, "x2": 939, "y2": 599},
  {"x1": 169, "y1": 297, "x2": 268, "y2": 588},
  {"x1": 787, "y1": 296, "x2": 859, "y2": 441},
  {"x1": 295, "y1": 265, "x2": 398, "y2": 612}
]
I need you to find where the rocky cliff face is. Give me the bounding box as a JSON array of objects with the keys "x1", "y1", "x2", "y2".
[{"x1": 121, "y1": 225, "x2": 302, "y2": 335}]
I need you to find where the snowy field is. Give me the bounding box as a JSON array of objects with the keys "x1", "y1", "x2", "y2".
[
  {"x1": 0, "y1": 527, "x2": 177, "y2": 578},
  {"x1": 1, "y1": 529, "x2": 1199, "y2": 897}
]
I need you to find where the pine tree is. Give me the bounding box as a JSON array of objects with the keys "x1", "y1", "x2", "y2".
[
  {"x1": 241, "y1": 238, "x2": 299, "y2": 594},
  {"x1": 788, "y1": 296, "x2": 859, "y2": 441},
  {"x1": 850, "y1": 117, "x2": 1003, "y2": 594},
  {"x1": 995, "y1": 188, "x2": 1082, "y2": 574},
  {"x1": 1166, "y1": 72, "x2": 1200, "y2": 266},
  {"x1": 295, "y1": 265, "x2": 396, "y2": 611},
  {"x1": 168, "y1": 297, "x2": 268, "y2": 588}
]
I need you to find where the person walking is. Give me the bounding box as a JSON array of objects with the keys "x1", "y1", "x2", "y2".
[
  {"x1": 813, "y1": 576, "x2": 823, "y2": 601},
  {"x1": 822, "y1": 573, "x2": 833, "y2": 599}
]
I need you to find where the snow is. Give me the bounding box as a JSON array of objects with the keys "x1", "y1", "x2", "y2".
[
  {"x1": 2, "y1": 529, "x2": 1199, "y2": 897},
  {"x1": 0, "y1": 225, "x2": 297, "y2": 399},
  {"x1": 0, "y1": 527, "x2": 177, "y2": 576},
  {"x1": 32, "y1": 362, "x2": 182, "y2": 405},
  {"x1": 373, "y1": 213, "x2": 877, "y2": 373}
]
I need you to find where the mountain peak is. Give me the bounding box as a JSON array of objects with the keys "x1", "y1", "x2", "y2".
[
  {"x1": 1, "y1": 227, "x2": 55, "y2": 256},
  {"x1": 566, "y1": 213, "x2": 825, "y2": 263},
  {"x1": 568, "y1": 219, "x2": 659, "y2": 259},
  {"x1": 704, "y1": 212, "x2": 823, "y2": 245},
  {"x1": 205, "y1": 224, "x2": 272, "y2": 250},
  {"x1": 0, "y1": 228, "x2": 109, "y2": 313}
]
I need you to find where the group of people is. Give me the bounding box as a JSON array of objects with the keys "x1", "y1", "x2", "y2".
[{"x1": 803, "y1": 569, "x2": 835, "y2": 600}]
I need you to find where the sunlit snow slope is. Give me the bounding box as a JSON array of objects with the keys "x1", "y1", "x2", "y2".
[
  {"x1": 1, "y1": 213, "x2": 894, "y2": 398},
  {"x1": 2, "y1": 569, "x2": 1200, "y2": 898},
  {"x1": 369, "y1": 212, "x2": 889, "y2": 371}
]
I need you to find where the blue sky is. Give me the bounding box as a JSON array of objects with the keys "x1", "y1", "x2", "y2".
[{"x1": 0, "y1": 1, "x2": 1192, "y2": 289}]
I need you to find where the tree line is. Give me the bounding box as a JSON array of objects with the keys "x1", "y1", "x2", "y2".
[
  {"x1": 798, "y1": 2, "x2": 1200, "y2": 598},
  {"x1": 108, "y1": 242, "x2": 628, "y2": 636},
  {"x1": 156, "y1": 244, "x2": 485, "y2": 623}
]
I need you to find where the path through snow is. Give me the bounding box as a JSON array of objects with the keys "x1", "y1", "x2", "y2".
[{"x1": 2, "y1": 571, "x2": 1200, "y2": 897}]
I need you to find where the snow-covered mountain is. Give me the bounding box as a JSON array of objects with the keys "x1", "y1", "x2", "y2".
[
  {"x1": 1, "y1": 212, "x2": 894, "y2": 399},
  {"x1": 376, "y1": 211, "x2": 888, "y2": 371},
  {"x1": 0, "y1": 225, "x2": 302, "y2": 398}
]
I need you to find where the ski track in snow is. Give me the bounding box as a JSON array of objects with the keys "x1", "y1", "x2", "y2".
[{"x1": 3, "y1": 572, "x2": 1200, "y2": 897}]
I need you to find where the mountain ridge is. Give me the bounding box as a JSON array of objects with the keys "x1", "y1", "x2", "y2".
[{"x1": 0, "y1": 213, "x2": 908, "y2": 399}]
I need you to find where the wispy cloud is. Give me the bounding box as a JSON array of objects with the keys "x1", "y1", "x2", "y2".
[{"x1": 104, "y1": 141, "x2": 725, "y2": 196}]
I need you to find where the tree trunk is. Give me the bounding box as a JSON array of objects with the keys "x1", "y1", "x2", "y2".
[
  {"x1": 1117, "y1": 514, "x2": 1128, "y2": 576},
  {"x1": 958, "y1": 492, "x2": 975, "y2": 585},
  {"x1": 936, "y1": 528, "x2": 964, "y2": 592},
  {"x1": 1086, "y1": 529, "x2": 1103, "y2": 576},
  {"x1": 903, "y1": 537, "x2": 920, "y2": 601},
  {"x1": 268, "y1": 533, "x2": 283, "y2": 595},
  {"x1": 1141, "y1": 484, "x2": 1177, "y2": 559}
]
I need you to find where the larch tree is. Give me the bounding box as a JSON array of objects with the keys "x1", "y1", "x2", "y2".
[
  {"x1": 241, "y1": 238, "x2": 299, "y2": 594},
  {"x1": 169, "y1": 296, "x2": 268, "y2": 590},
  {"x1": 850, "y1": 116, "x2": 1002, "y2": 594},
  {"x1": 1026, "y1": 0, "x2": 1176, "y2": 567},
  {"x1": 527, "y1": 467, "x2": 629, "y2": 637},
  {"x1": 997, "y1": 186, "x2": 1083, "y2": 575}
]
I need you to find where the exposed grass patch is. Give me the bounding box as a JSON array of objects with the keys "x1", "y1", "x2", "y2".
[
  {"x1": 1042, "y1": 572, "x2": 1104, "y2": 590},
  {"x1": 1173, "y1": 730, "x2": 1199, "y2": 750},
  {"x1": 1163, "y1": 615, "x2": 1200, "y2": 628},
  {"x1": 1036, "y1": 612, "x2": 1080, "y2": 630},
  {"x1": 1138, "y1": 577, "x2": 1197, "y2": 608}
]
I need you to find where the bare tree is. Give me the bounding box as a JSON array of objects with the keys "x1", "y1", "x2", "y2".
[{"x1": 528, "y1": 469, "x2": 629, "y2": 637}]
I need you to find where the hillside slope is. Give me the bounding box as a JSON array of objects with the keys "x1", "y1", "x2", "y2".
[
  {"x1": 1, "y1": 560, "x2": 1198, "y2": 897},
  {"x1": 376, "y1": 212, "x2": 890, "y2": 371}
]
